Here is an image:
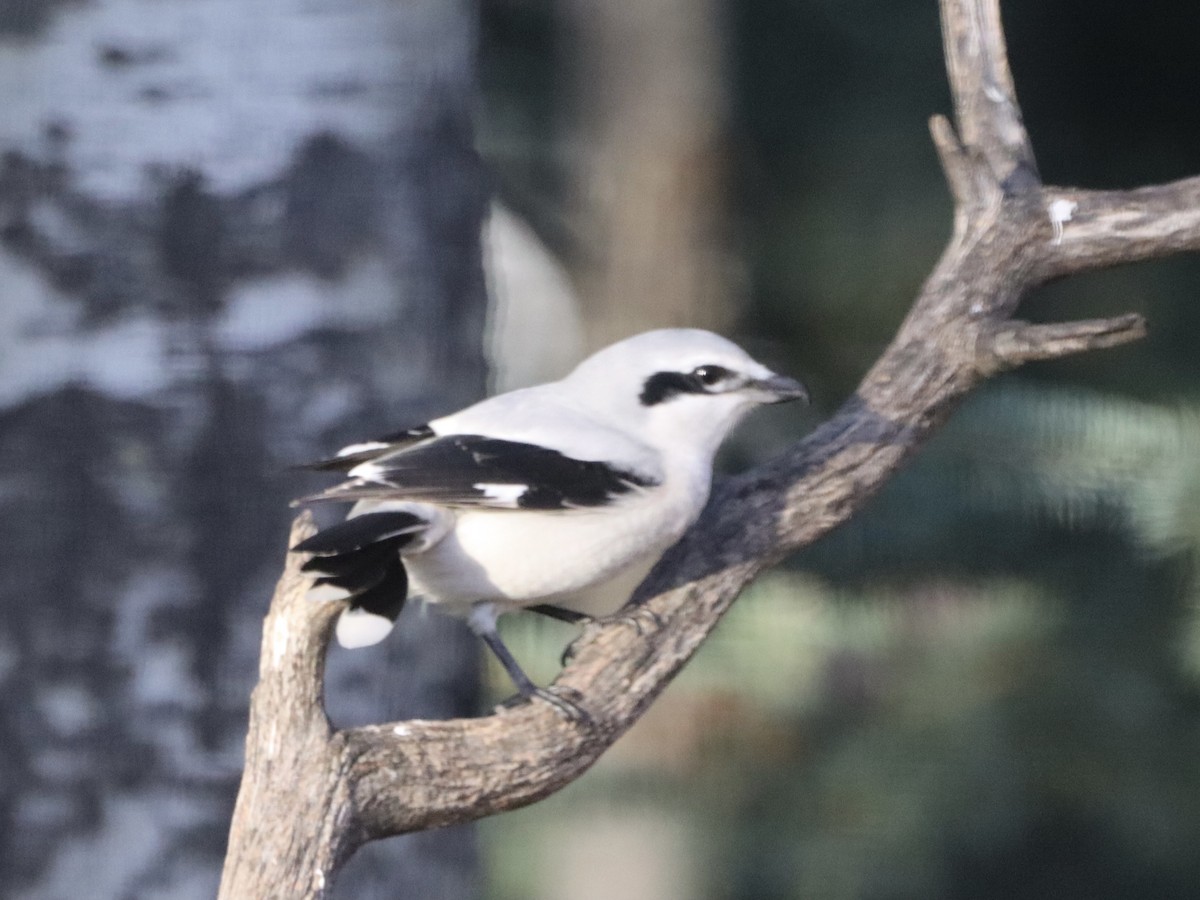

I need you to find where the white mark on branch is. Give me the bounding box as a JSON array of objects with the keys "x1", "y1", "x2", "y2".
[
  {"x1": 983, "y1": 83, "x2": 1006, "y2": 103},
  {"x1": 266, "y1": 721, "x2": 278, "y2": 759},
  {"x1": 393, "y1": 724, "x2": 412, "y2": 737},
  {"x1": 1048, "y1": 199, "x2": 1078, "y2": 244},
  {"x1": 314, "y1": 869, "x2": 326, "y2": 891},
  {"x1": 271, "y1": 614, "x2": 291, "y2": 669}
]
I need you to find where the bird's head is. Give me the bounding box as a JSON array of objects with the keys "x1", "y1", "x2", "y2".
[{"x1": 562, "y1": 329, "x2": 809, "y2": 458}]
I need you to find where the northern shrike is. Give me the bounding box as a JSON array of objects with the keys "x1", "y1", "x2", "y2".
[{"x1": 292, "y1": 328, "x2": 808, "y2": 713}]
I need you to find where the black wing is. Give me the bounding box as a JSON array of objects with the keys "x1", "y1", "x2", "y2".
[
  {"x1": 292, "y1": 434, "x2": 658, "y2": 510},
  {"x1": 297, "y1": 425, "x2": 435, "y2": 473}
]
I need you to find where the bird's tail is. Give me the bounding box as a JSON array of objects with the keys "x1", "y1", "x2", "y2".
[{"x1": 292, "y1": 511, "x2": 426, "y2": 648}]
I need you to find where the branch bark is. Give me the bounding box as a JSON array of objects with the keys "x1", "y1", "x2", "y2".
[{"x1": 220, "y1": 0, "x2": 1200, "y2": 895}]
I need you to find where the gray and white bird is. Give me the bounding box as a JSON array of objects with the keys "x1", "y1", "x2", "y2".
[{"x1": 292, "y1": 328, "x2": 807, "y2": 710}]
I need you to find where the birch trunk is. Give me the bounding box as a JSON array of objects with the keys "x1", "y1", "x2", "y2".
[{"x1": 0, "y1": 2, "x2": 486, "y2": 897}]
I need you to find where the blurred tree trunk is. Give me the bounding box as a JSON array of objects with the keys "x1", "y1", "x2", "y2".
[
  {"x1": 0, "y1": 3, "x2": 486, "y2": 898},
  {"x1": 546, "y1": 6, "x2": 740, "y2": 891},
  {"x1": 561, "y1": 0, "x2": 739, "y2": 349}
]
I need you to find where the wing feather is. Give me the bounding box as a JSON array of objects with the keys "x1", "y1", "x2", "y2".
[
  {"x1": 296, "y1": 425, "x2": 435, "y2": 473},
  {"x1": 292, "y1": 434, "x2": 658, "y2": 510}
]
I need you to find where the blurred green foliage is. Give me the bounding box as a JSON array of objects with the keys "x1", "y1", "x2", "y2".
[{"x1": 478, "y1": 0, "x2": 1200, "y2": 897}]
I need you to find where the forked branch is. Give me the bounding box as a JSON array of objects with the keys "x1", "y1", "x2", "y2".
[{"x1": 220, "y1": 1, "x2": 1200, "y2": 896}]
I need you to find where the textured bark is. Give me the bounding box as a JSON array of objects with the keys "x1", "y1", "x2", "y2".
[
  {"x1": 222, "y1": 0, "x2": 1200, "y2": 895},
  {"x1": 218, "y1": 538, "x2": 350, "y2": 897},
  {"x1": 0, "y1": 2, "x2": 485, "y2": 898}
]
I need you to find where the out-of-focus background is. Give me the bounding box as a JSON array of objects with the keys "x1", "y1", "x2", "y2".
[{"x1": 1, "y1": 1, "x2": 1199, "y2": 898}]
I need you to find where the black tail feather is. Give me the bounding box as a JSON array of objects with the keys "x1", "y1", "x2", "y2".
[
  {"x1": 308, "y1": 548, "x2": 395, "y2": 596},
  {"x1": 292, "y1": 511, "x2": 424, "y2": 555},
  {"x1": 301, "y1": 541, "x2": 394, "y2": 578},
  {"x1": 347, "y1": 558, "x2": 408, "y2": 621},
  {"x1": 293, "y1": 511, "x2": 424, "y2": 627}
]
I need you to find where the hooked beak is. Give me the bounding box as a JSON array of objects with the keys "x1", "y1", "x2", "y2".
[{"x1": 753, "y1": 373, "x2": 810, "y2": 405}]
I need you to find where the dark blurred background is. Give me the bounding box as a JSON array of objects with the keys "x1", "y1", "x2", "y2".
[{"x1": 1, "y1": 0, "x2": 1198, "y2": 898}]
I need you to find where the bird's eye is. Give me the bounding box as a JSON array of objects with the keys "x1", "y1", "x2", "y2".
[{"x1": 692, "y1": 365, "x2": 730, "y2": 386}]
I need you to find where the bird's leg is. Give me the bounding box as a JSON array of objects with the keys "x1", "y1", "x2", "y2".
[{"x1": 467, "y1": 603, "x2": 589, "y2": 723}]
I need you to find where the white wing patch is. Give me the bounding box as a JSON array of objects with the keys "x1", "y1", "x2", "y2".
[
  {"x1": 306, "y1": 582, "x2": 352, "y2": 604},
  {"x1": 348, "y1": 461, "x2": 388, "y2": 481},
  {"x1": 473, "y1": 483, "x2": 529, "y2": 505},
  {"x1": 337, "y1": 441, "x2": 392, "y2": 457}
]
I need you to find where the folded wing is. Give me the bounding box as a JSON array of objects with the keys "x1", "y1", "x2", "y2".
[{"x1": 293, "y1": 434, "x2": 660, "y2": 511}]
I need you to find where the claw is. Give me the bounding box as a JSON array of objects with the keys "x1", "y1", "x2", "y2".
[
  {"x1": 610, "y1": 605, "x2": 664, "y2": 635},
  {"x1": 559, "y1": 619, "x2": 607, "y2": 668},
  {"x1": 495, "y1": 685, "x2": 592, "y2": 726},
  {"x1": 559, "y1": 642, "x2": 577, "y2": 668},
  {"x1": 536, "y1": 686, "x2": 592, "y2": 725}
]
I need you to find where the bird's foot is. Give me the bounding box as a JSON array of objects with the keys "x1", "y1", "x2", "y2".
[
  {"x1": 495, "y1": 685, "x2": 592, "y2": 726},
  {"x1": 609, "y1": 603, "x2": 664, "y2": 636},
  {"x1": 559, "y1": 643, "x2": 577, "y2": 668},
  {"x1": 537, "y1": 686, "x2": 592, "y2": 724},
  {"x1": 558, "y1": 606, "x2": 662, "y2": 668},
  {"x1": 556, "y1": 624, "x2": 604, "y2": 672}
]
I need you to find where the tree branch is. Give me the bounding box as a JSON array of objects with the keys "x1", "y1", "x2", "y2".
[
  {"x1": 939, "y1": 0, "x2": 1038, "y2": 192},
  {"x1": 1038, "y1": 178, "x2": 1200, "y2": 278},
  {"x1": 219, "y1": 514, "x2": 351, "y2": 899},
  {"x1": 977, "y1": 314, "x2": 1148, "y2": 373},
  {"x1": 221, "y1": 0, "x2": 1200, "y2": 894}
]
